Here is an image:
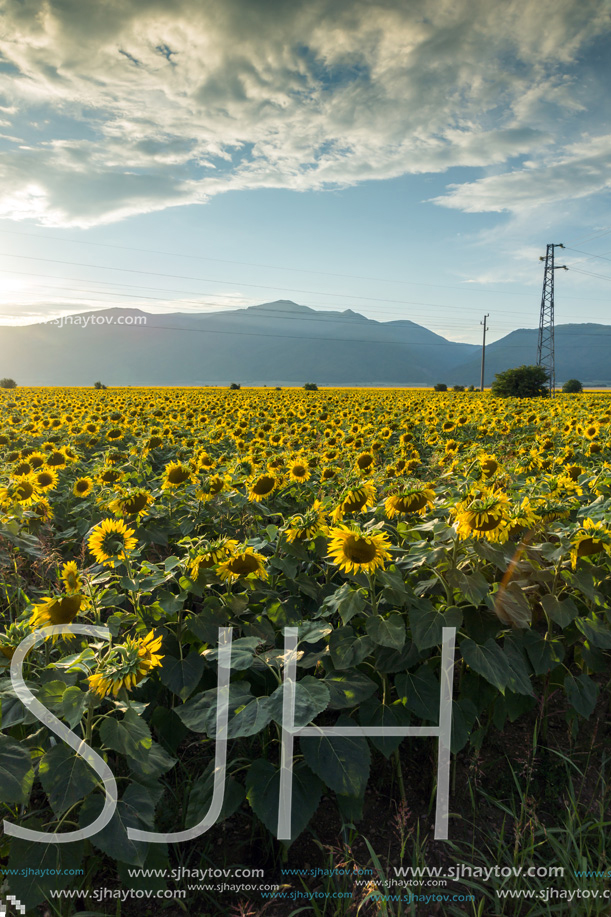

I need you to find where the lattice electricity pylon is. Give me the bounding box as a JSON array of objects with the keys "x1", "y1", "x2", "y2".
[{"x1": 537, "y1": 243, "x2": 567, "y2": 397}]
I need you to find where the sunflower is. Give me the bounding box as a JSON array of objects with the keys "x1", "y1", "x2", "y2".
[
  {"x1": 88, "y1": 630, "x2": 163, "y2": 698},
  {"x1": 0, "y1": 621, "x2": 32, "y2": 659},
  {"x1": 331, "y1": 482, "x2": 376, "y2": 522},
  {"x1": 287, "y1": 460, "x2": 311, "y2": 483},
  {"x1": 108, "y1": 489, "x2": 153, "y2": 518},
  {"x1": 0, "y1": 476, "x2": 41, "y2": 508},
  {"x1": 217, "y1": 546, "x2": 268, "y2": 583},
  {"x1": 570, "y1": 518, "x2": 611, "y2": 569},
  {"x1": 385, "y1": 485, "x2": 435, "y2": 518},
  {"x1": 355, "y1": 452, "x2": 375, "y2": 475},
  {"x1": 247, "y1": 472, "x2": 278, "y2": 502},
  {"x1": 30, "y1": 593, "x2": 84, "y2": 628},
  {"x1": 60, "y1": 561, "x2": 83, "y2": 594},
  {"x1": 453, "y1": 488, "x2": 511, "y2": 542},
  {"x1": 285, "y1": 500, "x2": 327, "y2": 543},
  {"x1": 34, "y1": 468, "x2": 59, "y2": 491},
  {"x1": 327, "y1": 524, "x2": 392, "y2": 575},
  {"x1": 190, "y1": 537, "x2": 239, "y2": 577},
  {"x1": 162, "y1": 461, "x2": 194, "y2": 490},
  {"x1": 478, "y1": 454, "x2": 499, "y2": 478},
  {"x1": 196, "y1": 474, "x2": 227, "y2": 501},
  {"x1": 506, "y1": 497, "x2": 538, "y2": 539},
  {"x1": 88, "y1": 518, "x2": 137, "y2": 567},
  {"x1": 73, "y1": 476, "x2": 94, "y2": 498}
]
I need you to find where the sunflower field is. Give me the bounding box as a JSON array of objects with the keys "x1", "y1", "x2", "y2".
[{"x1": 1, "y1": 385, "x2": 610, "y2": 913}]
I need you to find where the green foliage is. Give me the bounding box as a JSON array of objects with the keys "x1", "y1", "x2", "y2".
[
  {"x1": 433, "y1": 382, "x2": 447, "y2": 391},
  {"x1": 563, "y1": 378, "x2": 583, "y2": 393},
  {"x1": 0, "y1": 377, "x2": 17, "y2": 388},
  {"x1": 229, "y1": 381, "x2": 241, "y2": 389},
  {"x1": 491, "y1": 363, "x2": 549, "y2": 397},
  {"x1": 304, "y1": 381, "x2": 319, "y2": 390}
]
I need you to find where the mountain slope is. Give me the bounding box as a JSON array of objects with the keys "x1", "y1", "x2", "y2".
[
  {"x1": 448, "y1": 324, "x2": 611, "y2": 387},
  {"x1": 0, "y1": 303, "x2": 608, "y2": 385},
  {"x1": 0, "y1": 301, "x2": 478, "y2": 385}
]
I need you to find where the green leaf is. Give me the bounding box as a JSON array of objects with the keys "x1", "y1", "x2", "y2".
[
  {"x1": 564, "y1": 673, "x2": 598, "y2": 718},
  {"x1": 575, "y1": 615, "x2": 611, "y2": 649},
  {"x1": 158, "y1": 653, "x2": 205, "y2": 701},
  {"x1": 521, "y1": 630, "x2": 565, "y2": 675},
  {"x1": 6, "y1": 824, "x2": 83, "y2": 909},
  {"x1": 100, "y1": 707, "x2": 153, "y2": 758},
  {"x1": 366, "y1": 614, "x2": 406, "y2": 650},
  {"x1": 503, "y1": 638, "x2": 534, "y2": 696},
  {"x1": 409, "y1": 601, "x2": 459, "y2": 650},
  {"x1": 175, "y1": 684, "x2": 252, "y2": 733},
  {"x1": 322, "y1": 583, "x2": 366, "y2": 625},
  {"x1": 301, "y1": 715, "x2": 370, "y2": 797},
  {"x1": 329, "y1": 626, "x2": 374, "y2": 669},
  {"x1": 540, "y1": 594, "x2": 578, "y2": 628},
  {"x1": 0, "y1": 735, "x2": 33, "y2": 804},
  {"x1": 358, "y1": 699, "x2": 410, "y2": 758},
  {"x1": 36, "y1": 679, "x2": 68, "y2": 712},
  {"x1": 461, "y1": 638, "x2": 511, "y2": 693},
  {"x1": 164, "y1": 555, "x2": 181, "y2": 572},
  {"x1": 187, "y1": 607, "x2": 231, "y2": 643},
  {"x1": 186, "y1": 760, "x2": 245, "y2": 828},
  {"x1": 80, "y1": 783, "x2": 156, "y2": 866},
  {"x1": 203, "y1": 636, "x2": 264, "y2": 671},
  {"x1": 61, "y1": 686, "x2": 89, "y2": 729},
  {"x1": 39, "y1": 744, "x2": 98, "y2": 817},
  {"x1": 323, "y1": 672, "x2": 378, "y2": 709},
  {"x1": 268, "y1": 676, "x2": 330, "y2": 728},
  {"x1": 395, "y1": 665, "x2": 440, "y2": 721},
  {"x1": 297, "y1": 622, "x2": 333, "y2": 644},
  {"x1": 246, "y1": 759, "x2": 322, "y2": 844},
  {"x1": 493, "y1": 581, "x2": 531, "y2": 628},
  {"x1": 128, "y1": 741, "x2": 177, "y2": 779},
  {"x1": 224, "y1": 697, "x2": 273, "y2": 739},
  {"x1": 448, "y1": 570, "x2": 489, "y2": 605}
]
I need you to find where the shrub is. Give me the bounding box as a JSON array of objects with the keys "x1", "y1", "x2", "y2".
[
  {"x1": 434, "y1": 383, "x2": 448, "y2": 392},
  {"x1": 229, "y1": 382, "x2": 241, "y2": 390},
  {"x1": 304, "y1": 382, "x2": 318, "y2": 391},
  {"x1": 0, "y1": 378, "x2": 17, "y2": 388},
  {"x1": 562, "y1": 379, "x2": 583, "y2": 394},
  {"x1": 93, "y1": 381, "x2": 107, "y2": 390},
  {"x1": 453, "y1": 385, "x2": 465, "y2": 392},
  {"x1": 491, "y1": 365, "x2": 549, "y2": 398},
  {"x1": 468, "y1": 385, "x2": 475, "y2": 392}
]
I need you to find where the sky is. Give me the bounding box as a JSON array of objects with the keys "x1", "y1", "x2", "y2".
[{"x1": 0, "y1": 0, "x2": 610, "y2": 343}]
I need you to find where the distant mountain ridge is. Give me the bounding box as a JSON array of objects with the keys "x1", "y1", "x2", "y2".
[{"x1": 0, "y1": 301, "x2": 608, "y2": 386}]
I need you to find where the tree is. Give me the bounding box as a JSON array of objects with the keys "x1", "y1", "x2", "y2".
[
  {"x1": 433, "y1": 383, "x2": 448, "y2": 392},
  {"x1": 229, "y1": 382, "x2": 241, "y2": 390},
  {"x1": 491, "y1": 364, "x2": 549, "y2": 398},
  {"x1": 0, "y1": 378, "x2": 17, "y2": 388},
  {"x1": 303, "y1": 382, "x2": 318, "y2": 391},
  {"x1": 452, "y1": 385, "x2": 465, "y2": 392},
  {"x1": 93, "y1": 381, "x2": 107, "y2": 390},
  {"x1": 562, "y1": 378, "x2": 583, "y2": 394}
]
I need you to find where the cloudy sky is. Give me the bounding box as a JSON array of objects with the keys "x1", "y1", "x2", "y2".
[{"x1": 0, "y1": 0, "x2": 610, "y2": 342}]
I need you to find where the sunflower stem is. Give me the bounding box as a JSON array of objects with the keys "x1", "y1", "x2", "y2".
[{"x1": 368, "y1": 574, "x2": 377, "y2": 615}]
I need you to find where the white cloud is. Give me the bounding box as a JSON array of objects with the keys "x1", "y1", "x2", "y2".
[
  {"x1": 431, "y1": 134, "x2": 611, "y2": 213},
  {"x1": 0, "y1": 0, "x2": 608, "y2": 226}
]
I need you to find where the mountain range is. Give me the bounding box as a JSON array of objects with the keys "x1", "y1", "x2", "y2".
[{"x1": 0, "y1": 301, "x2": 609, "y2": 386}]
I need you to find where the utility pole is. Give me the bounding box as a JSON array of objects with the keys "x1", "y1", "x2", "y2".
[
  {"x1": 480, "y1": 314, "x2": 489, "y2": 392},
  {"x1": 537, "y1": 244, "x2": 568, "y2": 397}
]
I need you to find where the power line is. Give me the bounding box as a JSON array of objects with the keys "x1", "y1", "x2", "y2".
[{"x1": 0, "y1": 226, "x2": 542, "y2": 297}]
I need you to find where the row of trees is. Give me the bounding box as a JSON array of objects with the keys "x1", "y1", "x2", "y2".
[{"x1": 435, "y1": 366, "x2": 583, "y2": 397}]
